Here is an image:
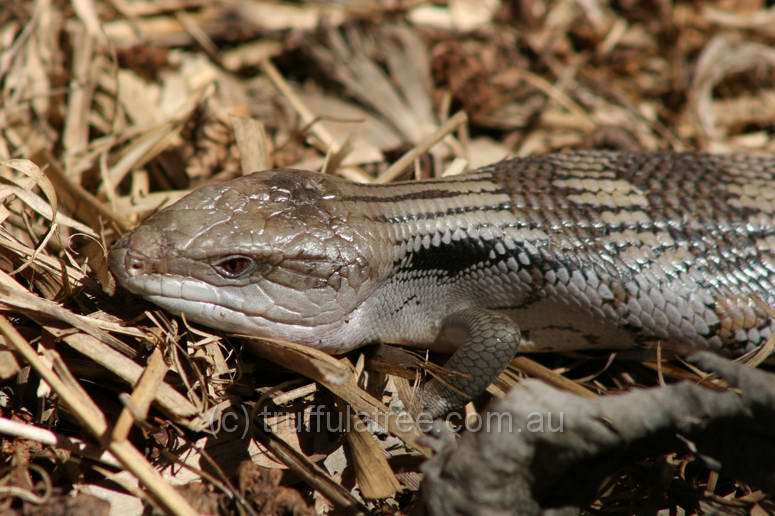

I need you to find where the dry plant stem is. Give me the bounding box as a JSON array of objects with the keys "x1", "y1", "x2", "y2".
[
  {"x1": 706, "y1": 470, "x2": 719, "y2": 494},
  {"x1": 510, "y1": 356, "x2": 598, "y2": 400},
  {"x1": 271, "y1": 383, "x2": 317, "y2": 405},
  {"x1": 231, "y1": 117, "x2": 271, "y2": 172},
  {"x1": 259, "y1": 59, "x2": 361, "y2": 177},
  {"x1": 656, "y1": 343, "x2": 665, "y2": 386},
  {"x1": 0, "y1": 284, "x2": 137, "y2": 357},
  {"x1": 391, "y1": 375, "x2": 420, "y2": 415},
  {"x1": 176, "y1": 10, "x2": 222, "y2": 65},
  {"x1": 375, "y1": 111, "x2": 468, "y2": 184},
  {"x1": 112, "y1": 347, "x2": 169, "y2": 442},
  {"x1": 259, "y1": 59, "x2": 339, "y2": 153},
  {"x1": 252, "y1": 425, "x2": 368, "y2": 514},
  {"x1": 37, "y1": 151, "x2": 130, "y2": 232},
  {"x1": 59, "y1": 332, "x2": 203, "y2": 426},
  {"x1": 343, "y1": 412, "x2": 402, "y2": 499},
  {"x1": 63, "y1": 25, "x2": 95, "y2": 181},
  {"x1": 0, "y1": 316, "x2": 197, "y2": 516},
  {"x1": 0, "y1": 463, "x2": 51, "y2": 504},
  {"x1": 244, "y1": 337, "x2": 427, "y2": 454},
  {"x1": 0, "y1": 240, "x2": 86, "y2": 286},
  {"x1": 639, "y1": 361, "x2": 726, "y2": 387},
  {"x1": 337, "y1": 360, "x2": 400, "y2": 499},
  {"x1": 320, "y1": 376, "x2": 429, "y2": 457},
  {"x1": 516, "y1": 69, "x2": 596, "y2": 131},
  {"x1": 0, "y1": 416, "x2": 121, "y2": 468},
  {"x1": 321, "y1": 133, "x2": 355, "y2": 176},
  {"x1": 703, "y1": 6, "x2": 775, "y2": 35}
]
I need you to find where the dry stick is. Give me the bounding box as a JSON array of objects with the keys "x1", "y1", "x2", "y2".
[
  {"x1": 59, "y1": 332, "x2": 202, "y2": 425},
  {"x1": 0, "y1": 416, "x2": 120, "y2": 468},
  {"x1": 259, "y1": 59, "x2": 338, "y2": 153},
  {"x1": 252, "y1": 425, "x2": 368, "y2": 515},
  {"x1": 319, "y1": 376, "x2": 429, "y2": 457},
  {"x1": 112, "y1": 347, "x2": 169, "y2": 442},
  {"x1": 515, "y1": 69, "x2": 596, "y2": 131},
  {"x1": 343, "y1": 412, "x2": 401, "y2": 499},
  {"x1": 37, "y1": 150, "x2": 130, "y2": 232},
  {"x1": 259, "y1": 59, "x2": 370, "y2": 182},
  {"x1": 656, "y1": 342, "x2": 665, "y2": 386},
  {"x1": 231, "y1": 117, "x2": 271, "y2": 173},
  {"x1": 271, "y1": 383, "x2": 317, "y2": 405},
  {"x1": 336, "y1": 358, "x2": 400, "y2": 500},
  {"x1": 176, "y1": 10, "x2": 222, "y2": 66},
  {"x1": 375, "y1": 111, "x2": 468, "y2": 184},
  {"x1": 0, "y1": 316, "x2": 197, "y2": 516},
  {"x1": 510, "y1": 356, "x2": 598, "y2": 400},
  {"x1": 62, "y1": 25, "x2": 95, "y2": 181},
  {"x1": 244, "y1": 336, "x2": 427, "y2": 455}
]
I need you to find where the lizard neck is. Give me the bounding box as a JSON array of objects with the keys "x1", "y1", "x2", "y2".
[{"x1": 333, "y1": 171, "x2": 551, "y2": 346}]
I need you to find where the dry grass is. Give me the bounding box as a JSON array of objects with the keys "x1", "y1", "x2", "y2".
[{"x1": 0, "y1": 0, "x2": 774, "y2": 514}]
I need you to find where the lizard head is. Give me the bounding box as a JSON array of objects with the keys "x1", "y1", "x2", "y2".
[{"x1": 109, "y1": 170, "x2": 390, "y2": 352}]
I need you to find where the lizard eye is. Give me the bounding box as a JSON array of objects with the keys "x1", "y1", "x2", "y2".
[{"x1": 212, "y1": 255, "x2": 256, "y2": 278}]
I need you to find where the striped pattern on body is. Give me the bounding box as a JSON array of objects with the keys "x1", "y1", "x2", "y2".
[{"x1": 329, "y1": 152, "x2": 775, "y2": 355}]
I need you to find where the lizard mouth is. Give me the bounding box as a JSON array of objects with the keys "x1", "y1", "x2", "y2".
[{"x1": 108, "y1": 253, "x2": 360, "y2": 354}]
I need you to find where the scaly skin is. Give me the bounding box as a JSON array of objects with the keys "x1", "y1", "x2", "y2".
[{"x1": 109, "y1": 151, "x2": 775, "y2": 416}]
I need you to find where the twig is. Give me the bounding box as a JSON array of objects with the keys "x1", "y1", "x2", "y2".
[
  {"x1": 0, "y1": 315, "x2": 197, "y2": 516},
  {"x1": 252, "y1": 424, "x2": 368, "y2": 514},
  {"x1": 112, "y1": 347, "x2": 169, "y2": 442},
  {"x1": 259, "y1": 59, "x2": 338, "y2": 154},
  {"x1": 231, "y1": 117, "x2": 271, "y2": 173},
  {"x1": 375, "y1": 111, "x2": 468, "y2": 184},
  {"x1": 0, "y1": 417, "x2": 120, "y2": 468},
  {"x1": 509, "y1": 356, "x2": 598, "y2": 400}
]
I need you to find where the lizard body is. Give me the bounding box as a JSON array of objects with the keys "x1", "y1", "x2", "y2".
[{"x1": 110, "y1": 151, "x2": 775, "y2": 415}]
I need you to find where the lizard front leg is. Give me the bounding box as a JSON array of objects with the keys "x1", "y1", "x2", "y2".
[{"x1": 419, "y1": 308, "x2": 522, "y2": 419}]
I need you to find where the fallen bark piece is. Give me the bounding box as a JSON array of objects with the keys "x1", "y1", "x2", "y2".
[{"x1": 421, "y1": 352, "x2": 775, "y2": 516}]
